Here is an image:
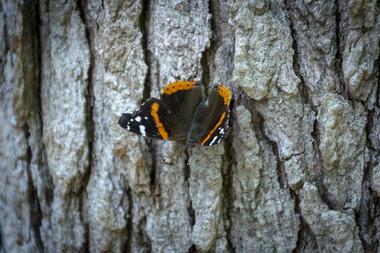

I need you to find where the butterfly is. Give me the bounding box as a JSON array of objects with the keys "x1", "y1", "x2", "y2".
[{"x1": 118, "y1": 80, "x2": 232, "y2": 146}]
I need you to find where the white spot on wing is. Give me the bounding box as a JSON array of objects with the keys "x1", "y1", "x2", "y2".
[
  {"x1": 139, "y1": 125, "x2": 146, "y2": 136},
  {"x1": 209, "y1": 136, "x2": 219, "y2": 146},
  {"x1": 127, "y1": 126, "x2": 130, "y2": 131},
  {"x1": 135, "y1": 116, "x2": 141, "y2": 122}
]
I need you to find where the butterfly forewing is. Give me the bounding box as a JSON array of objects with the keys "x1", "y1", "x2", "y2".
[
  {"x1": 118, "y1": 98, "x2": 171, "y2": 140},
  {"x1": 159, "y1": 81, "x2": 203, "y2": 140}
]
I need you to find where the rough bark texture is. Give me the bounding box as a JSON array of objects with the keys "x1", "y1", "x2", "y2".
[{"x1": 0, "y1": 0, "x2": 379, "y2": 252}]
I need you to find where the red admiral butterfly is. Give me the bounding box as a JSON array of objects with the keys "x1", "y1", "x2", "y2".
[{"x1": 118, "y1": 80, "x2": 232, "y2": 146}]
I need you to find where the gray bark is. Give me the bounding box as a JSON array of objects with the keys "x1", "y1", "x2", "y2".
[{"x1": 0, "y1": 0, "x2": 379, "y2": 252}]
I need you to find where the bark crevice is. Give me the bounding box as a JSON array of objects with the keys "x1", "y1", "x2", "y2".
[
  {"x1": 357, "y1": 159, "x2": 378, "y2": 251},
  {"x1": 291, "y1": 189, "x2": 318, "y2": 253},
  {"x1": 77, "y1": 1, "x2": 96, "y2": 250},
  {"x1": 78, "y1": 0, "x2": 94, "y2": 193},
  {"x1": 200, "y1": 45, "x2": 211, "y2": 91},
  {"x1": 23, "y1": 1, "x2": 46, "y2": 251},
  {"x1": 270, "y1": 140, "x2": 287, "y2": 189},
  {"x1": 223, "y1": 108, "x2": 237, "y2": 253},
  {"x1": 139, "y1": 0, "x2": 158, "y2": 200},
  {"x1": 137, "y1": 216, "x2": 152, "y2": 253},
  {"x1": 37, "y1": 0, "x2": 54, "y2": 212},
  {"x1": 140, "y1": 0, "x2": 152, "y2": 102},
  {"x1": 187, "y1": 244, "x2": 197, "y2": 253},
  {"x1": 358, "y1": 109, "x2": 380, "y2": 251},
  {"x1": 184, "y1": 149, "x2": 195, "y2": 228},
  {"x1": 311, "y1": 121, "x2": 338, "y2": 211},
  {"x1": 334, "y1": 0, "x2": 348, "y2": 99},
  {"x1": 138, "y1": 2, "x2": 155, "y2": 249},
  {"x1": 285, "y1": 0, "x2": 315, "y2": 112},
  {"x1": 125, "y1": 187, "x2": 133, "y2": 253},
  {"x1": 252, "y1": 104, "x2": 288, "y2": 189},
  {"x1": 25, "y1": 126, "x2": 44, "y2": 253}
]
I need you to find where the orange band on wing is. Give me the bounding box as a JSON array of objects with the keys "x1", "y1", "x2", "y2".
[
  {"x1": 150, "y1": 102, "x2": 169, "y2": 140},
  {"x1": 201, "y1": 112, "x2": 226, "y2": 145},
  {"x1": 216, "y1": 85, "x2": 232, "y2": 105},
  {"x1": 161, "y1": 80, "x2": 198, "y2": 95}
]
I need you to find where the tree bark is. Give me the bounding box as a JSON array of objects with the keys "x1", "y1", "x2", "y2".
[{"x1": 1, "y1": 0, "x2": 379, "y2": 252}]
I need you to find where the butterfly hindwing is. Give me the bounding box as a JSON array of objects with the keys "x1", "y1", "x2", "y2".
[
  {"x1": 187, "y1": 84, "x2": 232, "y2": 146},
  {"x1": 118, "y1": 80, "x2": 203, "y2": 141}
]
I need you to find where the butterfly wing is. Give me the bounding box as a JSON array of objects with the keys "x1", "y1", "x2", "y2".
[
  {"x1": 187, "y1": 84, "x2": 232, "y2": 146},
  {"x1": 159, "y1": 80, "x2": 203, "y2": 140},
  {"x1": 118, "y1": 98, "x2": 171, "y2": 140},
  {"x1": 118, "y1": 80, "x2": 203, "y2": 141}
]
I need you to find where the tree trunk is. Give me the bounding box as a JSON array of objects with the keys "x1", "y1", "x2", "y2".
[{"x1": 1, "y1": 0, "x2": 379, "y2": 252}]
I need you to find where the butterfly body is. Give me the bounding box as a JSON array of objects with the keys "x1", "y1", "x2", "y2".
[{"x1": 118, "y1": 80, "x2": 232, "y2": 146}]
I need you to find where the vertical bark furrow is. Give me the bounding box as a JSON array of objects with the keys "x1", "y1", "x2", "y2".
[
  {"x1": 358, "y1": 158, "x2": 378, "y2": 251},
  {"x1": 0, "y1": 0, "x2": 51, "y2": 252},
  {"x1": 140, "y1": 0, "x2": 152, "y2": 102},
  {"x1": 285, "y1": 8, "x2": 321, "y2": 225},
  {"x1": 229, "y1": 103, "x2": 299, "y2": 252},
  {"x1": 124, "y1": 187, "x2": 133, "y2": 253},
  {"x1": 145, "y1": 1, "x2": 215, "y2": 252},
  {"x1": 25, "y1": 126, "x2": 44, "y2": 252},
  {"x1": 200, "y1": 43, "x2": 211, "y2": 91},
  {"x1": 34, "y1": 0, "x2": 55, "y2": 214},
  {"x1": 84, "y1": 1, "x2": 148, "y2": 251},
  {"x1": 139, "y1": 6, "x2": 158, "y2": 245},
  {"x1": 358, "y1": 107, "x2": 380, "y2": 252},
  {"x1": 201, "y1": 2, "x2": 237, "y2": 251},
  {"x1": 24, "y1": 1, "x2": 46, "y2": 251},
  {"x1": 184, "y1": 150, "x2": 195, "y2": 228},
  {"x1": 285, "y1": 0, "x2": 338, "y2": 106},
  {"x1": 285, "y1": 0, "x2": 315, "y2": 112},
  {"x1": 269, "y1": 139, "x2": 287, "y2": 188},
  {"x1": 77, "y1": 1, "x2": 95, "y2": 250},
  {"x1": 222, "y1": 120, "x2": 237, "y2": 253},
  {"x1": 334, "y1": 0, "x2": 348, "y2": 98},
  {"x1": 339, "y1": 3, "x2": 380, "y2": 249},
  {"x1": 139, "y1": 7, "x2": 160, "y2": 249},
  {"x1": 292, "y1": 192, "x2": 318, "y2": 253},
  {"x1": 78, "y1": 0, "x2": 95, "y2": 192},
  {"x1": 288, "y1": 1, "x2": 370, "y2": 251}
]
